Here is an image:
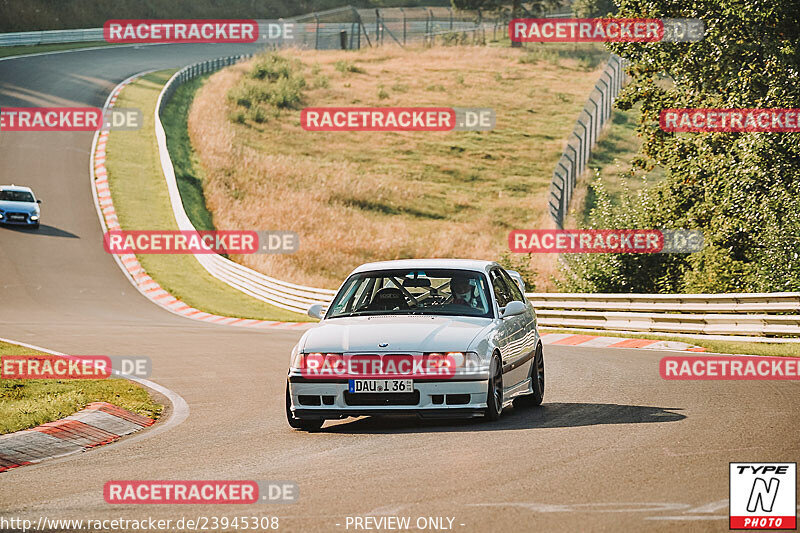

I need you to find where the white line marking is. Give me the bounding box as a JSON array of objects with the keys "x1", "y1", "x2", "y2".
[{"x1": 684, "y1": 499, "x2": 729, "y2": 514}]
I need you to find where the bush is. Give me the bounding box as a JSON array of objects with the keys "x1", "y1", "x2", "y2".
[
  {"x1": 334, "y1": 60, "x2": 365, "y2": 74},
  {"x1": 312, "y1": 74, "x2": 329, "y2": 89},
  {"x1": 499, "y1": 251, "x2": 537, "y2": 292},
  {"x1": 249, "y1": 53, "x2": 296, "y2": 81},
  {"x1": 227, "y1": 52, "x2": 306, "y2": 124},
  {"x1": 557, "y1": 176, "x2": 691, "y2": 293}
]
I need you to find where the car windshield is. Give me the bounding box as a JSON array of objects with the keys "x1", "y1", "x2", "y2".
[
  {"x1": 327, "y1": 268, "x2": 493, "y2": 319},
  {"x1": 0, "y1": 190, "x2": 34, "y2": 203}
]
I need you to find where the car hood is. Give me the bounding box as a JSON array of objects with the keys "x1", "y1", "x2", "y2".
[
  {"x1": 0, "y1": 200, "x2": 38, "y2": 214},
  {"x1": 301, "y1": 315, "x2": 493, "y2": 354}
]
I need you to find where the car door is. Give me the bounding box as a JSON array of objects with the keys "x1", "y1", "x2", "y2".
[
  {"x1": 500, "y1": 268, "x2": 537, "y2": 386},
  {"x1": 489, "y1": 268, "x2": 524, "y2": 386}
]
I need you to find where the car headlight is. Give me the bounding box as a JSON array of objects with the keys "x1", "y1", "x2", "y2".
[
  {"x1": 290, "y1": 349, "x2": 335, "y2": 370},
  {"x1": 424, "y1": 351, "x2": 483, "y2": 374},
  {"x1": 0, "y1": 212, "x2": 4, "y2": 219},
  {"x1": 30, "y1": 215, "x2": 39, "y2": 221}
]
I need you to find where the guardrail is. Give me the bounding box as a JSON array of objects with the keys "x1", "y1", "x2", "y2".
[
  {"x1": 526, "y1": 292, "x2": 800, "y2": 337},
  {"x1": 548, "y1": 54, "x2": 627, "y2": 228},
  {"x1": 0, "y1": 28, "x2": 103, "y2": 46},
  {"x1": 149, "y1": 56, "x2": 798, "y2": 338},
  {"x1": 155, "y1": 56, "x2": 336, "y2": 314},
  {"x1": 0, "y1": 6, "x2": 483, "y2": 50}
]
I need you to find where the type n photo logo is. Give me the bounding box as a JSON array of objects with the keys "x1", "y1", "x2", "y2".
[{"x1": 730, "y1": 463, "x2": 796, "y2": 530}]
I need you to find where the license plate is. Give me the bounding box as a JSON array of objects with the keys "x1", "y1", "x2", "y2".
[{"x1": 348, "y1": 379, "x2": 414, "y2": 393}]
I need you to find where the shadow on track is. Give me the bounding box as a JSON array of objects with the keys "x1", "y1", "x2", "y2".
[
  {"x1": 1, "y1": 224, "x2": 79, "y2": 238},
  {"x1": 322, "y1": 402, "x2": 686, "y2": 434}
]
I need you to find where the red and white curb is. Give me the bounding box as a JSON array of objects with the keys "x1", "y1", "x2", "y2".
[
  {"x1": 90, "y1": 73, "x2": 312, "y2": 331},
  {"x1": 0, "y1": 402, "x2": 154, "y2": 474},
  {"x1": 541, "y1": 332, "x2": 705, "y2": 352}
]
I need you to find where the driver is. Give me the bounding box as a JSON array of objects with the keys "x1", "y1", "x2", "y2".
[{"x1": 450, "y1": 275, "x2": 477, "y2": 308}]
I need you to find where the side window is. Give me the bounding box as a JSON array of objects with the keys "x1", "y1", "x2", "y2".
[
  {"x1": 500, "y1": 269, "x2": 525, "y2": 302},
  {"x1": 489, "y1": 269, "x2": 512, "y2": 308},
  {"x1": 352, "y1": 277, "x2": 376, "y2": 311}
]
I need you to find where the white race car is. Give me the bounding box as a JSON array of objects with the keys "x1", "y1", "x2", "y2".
[{"x1": 286, "y1": 259, "x2": 544, "y2": 431}]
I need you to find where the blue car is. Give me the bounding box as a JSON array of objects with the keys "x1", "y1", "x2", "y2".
[{"x1": 0, "y1": 185, "x2": 42, "y2": 229}]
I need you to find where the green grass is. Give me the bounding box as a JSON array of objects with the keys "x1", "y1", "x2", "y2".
[
  {"x1": 0, "y1": 41, "x2": 119, "y2": 59},
  {"x1": 519, "y1": 43, "x2": 609, "y2": 71},
  {"x1": 541, "y1": 328, "x2": 800, "y2": 357},
  {"x1": 572, "y1": 103, "x2": 665, "y2": 225},
  {"x1": 105, "y1": 71, "x2": 314, "y2": 322},
  {"x1": 161, "y1": 75, "x2": 216, "y2": 231},
  {"x1": 0, "y1": 341, "x2": 162, "y2": 434}
]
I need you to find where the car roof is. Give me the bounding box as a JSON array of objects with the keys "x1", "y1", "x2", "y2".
[
  {"x1": 350, "y1": 258, "x2": 499, "y2": 275},
  {"x1": 0, "y1": 185, "x2": 34, "y2": 193}
]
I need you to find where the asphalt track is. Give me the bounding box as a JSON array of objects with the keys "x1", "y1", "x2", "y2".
[{"x1": 0, "y1": 44, "x2": 798, "y2": 532}]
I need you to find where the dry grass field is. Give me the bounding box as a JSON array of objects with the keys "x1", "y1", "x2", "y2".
[{"x1": 189, "y1": 45, "x2": 606, "y2": 289}]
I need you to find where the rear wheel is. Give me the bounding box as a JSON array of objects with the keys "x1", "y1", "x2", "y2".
[
  {"x1": 484, "y1": 353, "x2": 503, "y2": 421},
  {"x1": 285, "y1": 382, "x2": 324, "y2": 431},
  {"x1": 514, "y1": 344, "x2": 544, "y2": 408}
]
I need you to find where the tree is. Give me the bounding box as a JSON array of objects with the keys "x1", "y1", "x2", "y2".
[
  {"x1": 563, "y1": 0, "x2": 800, "y2": 293},
  {"x1": 572, "y1": 0, "x2": 618, "y2": 17},
  {"x1": 450, "y1": 0, "x2": 503, "y2": 20}
]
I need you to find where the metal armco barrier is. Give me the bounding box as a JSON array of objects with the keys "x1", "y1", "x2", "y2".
[
  {"x1": 154, "y1": 56, "x2": 336, "y2": 314},
  {"x1": 526, "y1": 293, "x2": 800, "y2": 337},
  {"x1": 0, "y1": 28, "x2": 103, "y2": 46},
  {"x1": 548, "y1": 54, "x2": 627, "y2": 228}
]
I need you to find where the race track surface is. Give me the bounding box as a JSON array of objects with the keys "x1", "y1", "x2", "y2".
[{"x1": 1, "y1": 44, "x2": 798, "y2": 532}]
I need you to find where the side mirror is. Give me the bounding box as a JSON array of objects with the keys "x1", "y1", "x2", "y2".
[
  {"x1": 36, "y1": 199, "x2": 42, "y2": 204},
  {"x1": 307, "y1": 304, "x2": 325, "y2": 320},
  {"x1": 501, "y1": 300, "x2": 526, "y2": 318}
]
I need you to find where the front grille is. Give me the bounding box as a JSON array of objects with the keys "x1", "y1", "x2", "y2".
[{"x1": 344, "y1": 390, "x2": 420, "y2": 406}]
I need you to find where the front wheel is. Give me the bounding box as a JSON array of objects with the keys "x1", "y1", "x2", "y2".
[
  {"x1": 285, "y1": 382, "x2": 324, "y2": 431},
  {"x1": 483, "y1": 354, "x2": 503, "y2": 421},
  {"x1": 514, "y1": 344, "x2": 544, "y2": 408}
]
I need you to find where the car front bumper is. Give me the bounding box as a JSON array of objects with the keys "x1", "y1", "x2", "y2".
[
  {"x1": 0, "y1": 214, "x2": 37, "y2": 226},
  {"x1": 288, "y1": 375, "x2": 489, "y2": 420}
]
